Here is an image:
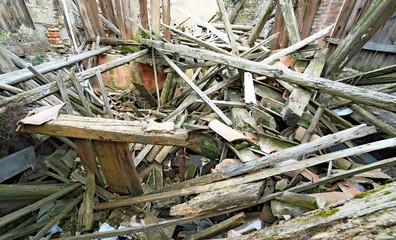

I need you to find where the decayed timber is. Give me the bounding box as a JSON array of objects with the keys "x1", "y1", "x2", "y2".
[
  {"x1": 279, "y1": 0, "x2": 301, "y2": 44},
  {"x1": 170, "y1": 181, "x2": 265, "y2": 217},
  {"x1": 282, "y1": 50, "x2": 327, "y2": 126},
  {"x1": 151, "y1": 124, "x2": 375, "y2": 192},
  {"x1": 242, "y1": 182, "x2": 396, "y2": 240},
  {"x1": 324, "y1": 0, "x2": 396, "y2": 76},
  {"x1": 95, "y1": 134, "x2": 393, "y2": 210},
  {"x1": 0, "y1": 49, "x2": 149, "y2": 111},
  {"x1": 187, "y1": 212, "x2": 245, "y2": 240},
  {"x1": 247, "y1": 0, "x2": 273, "y2": 45},
  {"x1": 157, "y1": 50, "x2": 233, "y2": 125},
  {"x1": 0, "y1": 183, "x2": 81, "y2": 228},
  {"x1": 142, "y1": 40, "x2": 396, "y2": 112},
  {"x1": 0, "y1": 46, "x2": 111, "y2": 85},
  {"x1": 18, "y1": 114, "x2": 189, "y2": 146},
  {"x1": 62, "y1": 157, "x2": 396, "y2": 240}
]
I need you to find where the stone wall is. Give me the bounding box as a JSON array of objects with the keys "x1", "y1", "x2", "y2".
[{"x1": 24, "y1": 0, "x2": 70, "y2": 50}]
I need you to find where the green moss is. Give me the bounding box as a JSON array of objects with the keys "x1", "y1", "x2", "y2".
[
  {"x1": 384, "y1": 191, "x2": 392, "y2": 195},
  {"x1": 120, "y1": 45, "x2": 140, "y2": 54},
  {"x1": 355, "y1": 184, "x2": 389, "y2": 199},
  {"x1": 316, "y1": 208, "x2": 340, "y2": 218},
  {"x1": 198, "y1": 137, "x2": 221, "y2": 160}
]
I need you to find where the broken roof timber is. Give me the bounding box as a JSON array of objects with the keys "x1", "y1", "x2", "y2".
[
  {"x1": 18, "y1": 114, "x2": 189, "y2": 147},
  {"x1": 141, "y1": 39, "x2": 396, "y2": 112}
]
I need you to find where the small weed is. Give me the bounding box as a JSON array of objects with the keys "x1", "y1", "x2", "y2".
[{"x1": 26, "y1": 53, "x2": 45, "y2": 66}]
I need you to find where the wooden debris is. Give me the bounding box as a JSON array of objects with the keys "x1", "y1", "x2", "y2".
[
  {"x1": 170, "y1": 181, "x2": 264, "y2": 217},
  {"x1": 1, "y1": 2, "x2": 396, "y2": 239}
]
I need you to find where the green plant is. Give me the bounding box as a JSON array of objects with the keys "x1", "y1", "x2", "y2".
[
  {"x1": 26, "y1": 53, "x2": 45, "y2": 66},
  {"x1": 0, "y1": 29, "x2": 11, "y2": 41}
]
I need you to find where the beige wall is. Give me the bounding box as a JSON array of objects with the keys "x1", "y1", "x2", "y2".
[{"x1": 170, "y1": 0, "x2": 218, "y2": 28}]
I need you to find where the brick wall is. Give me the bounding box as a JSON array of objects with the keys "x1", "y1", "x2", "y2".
[{"x1": 311, "y1": 0, "x2": 345, "y2": 46}]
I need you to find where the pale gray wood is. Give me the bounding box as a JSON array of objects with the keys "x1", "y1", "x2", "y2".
[
  {"x1": 157, "y1": 50, "x2": 233, "y2": 125},
  {"x1": 0, "y1": 146, "x2": 35, "y2": 183},
  {"x1": 142, "y1": 40, "x2": 396, "y2": 112},
  {"x1": 0, "y1": 46, "x2": 112, "y2": 85},
  {"x1": 95, "y1": 71, "x2": 113, "y2": 118}
]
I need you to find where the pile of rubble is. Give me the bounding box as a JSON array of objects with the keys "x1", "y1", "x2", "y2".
[{"x1": 0, "y1": 0, "x2": 395, "y2": 239}]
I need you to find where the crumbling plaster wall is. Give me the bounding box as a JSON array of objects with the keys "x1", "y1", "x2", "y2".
[{"x1": 24, "y1": 0, "x2": 70, "y2": 48}]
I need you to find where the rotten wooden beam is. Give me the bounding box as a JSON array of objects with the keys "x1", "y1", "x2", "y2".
[
  {"x1": 0, "y1": 46, "x2": 111, "y2": 85},
  {"x1": 157, "y1": 50, "x2": 233, "y2": 125},
  {"x1": 142, "y1": 39, "x2": 396, "y2": 112},
  {"x1": 18, "y1": 114, "x2": 189, "y2": 146}
]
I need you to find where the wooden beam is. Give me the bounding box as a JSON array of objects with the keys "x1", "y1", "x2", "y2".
[
  {"x1": 324, "y1": 0, "x2": 396, "y2": 76},
  {"x1": 150, "y1": 0, "x2": 160, "y2": 36},
  {"x1": 0, "y1": 46, "x2": 111, "y2": 85},
  {"x1": 18, "y1": 114, "x2": 189, "y2": 146},
  {"x1": 142, "y1": 40, "x2": 396, "y2": 112},
  {"x1": 216, "y1": 0, "x2": 239, "y2": 55},
  {"x1": 139, "y1": 0, "x2": 148, "y2": 29},
  {"x1": 281, "y1": 50, "x2": 327, "y2": 126},
  {"x1": 49, "y1": 156, "x2": 396, "y2": 240},
  {"x1": 94, "y1": 125, "x2": 376, "y2": 209},
  {"x1": 247, "y1": 0, "x2": 273, "y2": 46},
  {"x1": 0, "y1": 49, "x2": 149, "y2": 111},
  {"x1": 279, "y1": 0, "x2": 301, "y2": 44},
  {"x1": 0, "y1": 183, "x2": 81, "y2": 228},
  {"x1": 186, "y1": 213, "x2": 245, "y2": 240},
  {"x1": 157, "y1": 50, "x2": 233, "y2": 125},
  {"x1": 326, "y1": 37, "x2": 396, "y2": 54},
  {"x1": 162, "y1": 0, "x2": 171, "y2": 41},
  {"x1": 229, "y1": 0, "x2": 246, "y2": 23}
]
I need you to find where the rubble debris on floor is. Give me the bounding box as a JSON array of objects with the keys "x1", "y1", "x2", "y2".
[{"x1": 0, "y1": 0, "x2": 396, "y2": 239}]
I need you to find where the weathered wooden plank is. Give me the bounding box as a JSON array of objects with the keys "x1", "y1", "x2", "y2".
[
  {"x1": 229, "y1": 0, "x2": 246, "y2": 23},
  {"x1": 32, "y1": 195, "x2": 82, "y2": 240},
  {"x1": 162, "y1": 0, "x2": 171, "y2": 41},
  {"x1": 0, "y1": 183, "x2": 81, "y2": 228},
  {"x1": 186, "y1": 212, "x2": 245, "y2": 240},
  {"x1": 56, "y1": 156, "x2": 396, "y2": 240},
  {"x1": 326, "y1": 37, "x2": 396, "y2": 54},
  {"x1": 0, "y1": 46, "x2": 111, "y2": 85},
  {"x1": 216, "y1": 0, "x2": 239, "y2": 55},
  {"x1": 143, "y1": 39, "x2": 396, "y2": 112},
  {"x1": 93, "y1": 141, "x2": 128, "y2": 194},
  {"x1": 18, "y1": 114, "x2": 189, "y2": 146},
  {"x1": 0, "y1": 146, "x2": 35, "y2": 183},
  {"x1": 0, "y1": 49, "x2": 148, "y2": 111},
  {"x1": 157, "y1": 50, "x2": 233, "y2": 125},
  {"x1": 0, "y1": 183, "x2": 71, "y2": 200},
  {"x1": 114, "y1": 0, "x2": 127, "y2": 39},
  {"x1": 247, "y1": 0, "x2": 273, "y2": 45},
  {"x1": 74, "y1": 139, "x2": 104, "y2": 185},
  {"x1": 150, "y1": 0, "x2": 161, "y2": 36},
  {"x1": 279, "y1": 0, "x2": 301, "y2": 44},
  {"x1": 139, "y1": 0, "x2": 148, "y2": 29},
  {"x1": 324, "y1": 0, "x2": 396, "y2": 76},
  {"x1": 170, "y1": 182, "x2": 265, "y2": 217},
  {"x1": 94, "y1": 125, "x2": 377, "y2": 210},
  {"x1": 300, "y1": 0, "x2": 321, "y2": 39},
  {"x1": 115, "y1": 143, "x2": 144, "y2": 195}
]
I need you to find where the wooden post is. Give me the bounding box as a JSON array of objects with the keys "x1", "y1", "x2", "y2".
[
  {"x1": 247, "y1": 0, "x2": 273, "y2": 46},
  {"x1": 150, "y1": 0, "x2": 161, "y2": 36},
  {"x1": 139, "y1": 0, "x2": 148, "y2": 29},
  {"x1": 279, "y1": 0, "x2": 301, "y2": 44},
  {"x1": 162, "y1": 0, "x2": 171, "y2": 41}
]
